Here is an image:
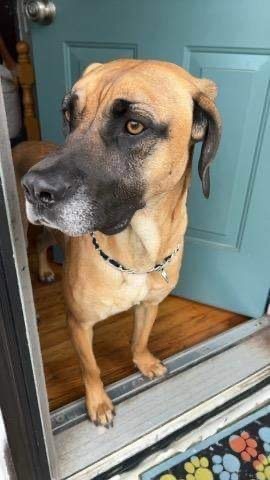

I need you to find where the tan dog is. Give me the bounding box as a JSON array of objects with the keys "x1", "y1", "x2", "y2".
[{"x1": 19, "y1": 59, "x2": 221, "y2": 427}]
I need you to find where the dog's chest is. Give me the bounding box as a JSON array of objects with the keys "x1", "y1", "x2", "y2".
[
  {"x1": 98, "y1": 274, "x2": 149, "y2": 319},
  {"x1": 96, "y1": 268, "x2": 175, "y2": 320}
]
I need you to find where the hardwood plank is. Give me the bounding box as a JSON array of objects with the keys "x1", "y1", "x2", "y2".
[{"x1": 28, "y1": 236, "x2": 247, "y2": 411}]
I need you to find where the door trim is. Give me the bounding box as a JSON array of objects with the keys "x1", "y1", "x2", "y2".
[{"x1": 0, "y1": 83, "x2": 57, "y2": 480}]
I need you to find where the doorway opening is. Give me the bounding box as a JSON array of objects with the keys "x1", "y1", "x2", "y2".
[{"x1": 1, "y1": 4, "x2": 269, "y2": 478}]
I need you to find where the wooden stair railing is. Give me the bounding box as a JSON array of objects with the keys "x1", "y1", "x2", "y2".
[{"x1": 16, "y1": 41, "x2": 40, "y2": 141}]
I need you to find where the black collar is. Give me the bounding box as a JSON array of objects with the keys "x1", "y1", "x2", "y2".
[{"x1": 90, "y1": 232, "x2": 183, "y2": 283}]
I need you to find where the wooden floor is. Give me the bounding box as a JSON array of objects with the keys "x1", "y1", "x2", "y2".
[{"x1": 29, "y1": 232, "x2": 247, "y2": 412}]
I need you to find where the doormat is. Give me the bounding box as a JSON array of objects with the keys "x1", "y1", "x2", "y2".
[{"x1": 141, "y1": 405, "x2": 270, "y2": 480}]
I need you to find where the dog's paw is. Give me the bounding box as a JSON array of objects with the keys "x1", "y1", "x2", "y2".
[
  {"x1": 133, "y1": 351, "x2": 167, "y2": 380},
  {"x1": 39, "y1": 270, "x2": 55, "y2": 284},
  {"x1": 86, "y1": 388, "x2": 115, "y2": 428}
]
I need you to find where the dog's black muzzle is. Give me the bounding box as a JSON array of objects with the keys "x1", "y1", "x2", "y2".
[{"x1": 21, "y1": 147, "x2": 144, "y2": 236}]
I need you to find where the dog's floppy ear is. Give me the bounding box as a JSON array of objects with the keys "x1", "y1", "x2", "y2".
[{"x1": 191, "y1": 79, "x2": 222, "y2": 198}]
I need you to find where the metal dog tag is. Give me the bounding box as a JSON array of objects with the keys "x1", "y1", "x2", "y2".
[{"x1": 160, "y1": 269, "x2": 169, "y2": 283}]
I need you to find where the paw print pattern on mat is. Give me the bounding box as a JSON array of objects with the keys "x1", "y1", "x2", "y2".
[
  {"x1": 181, "y1": 456, "x2": 213, "y2": 480},
  {"x1": 212, "y1": 453, "x2": 240, "y2": 479},
  {"x1": 229, "y1": 431, "x2": 258, "y2": 461},
  {"x1": 259, "y1": 427, "x2": 270, "y2": 453},
  {"x1": 212, "y1": 453, "x2": 241, "y2": 480},
  {"x1": 253, "y1": 454, "x2": 270, "y2": 480}
]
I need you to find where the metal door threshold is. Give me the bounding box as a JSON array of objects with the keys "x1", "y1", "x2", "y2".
[
  {"x1": 53, "y1": 317, "x2": 269, "y2": 479},
  {"x1": 51, "y1": 316, "x2": 269, "y2": 434}
]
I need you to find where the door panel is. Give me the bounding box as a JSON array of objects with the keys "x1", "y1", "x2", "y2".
[
  {"x1": 186, "y1": 50, "x2": 269, "y2": 248},
  {"x1": 179, "y1": 47, "x2": 270, "y2": 315},
  {"x1": 29, "y1": 0, "x2": 270, "y2": 316}
]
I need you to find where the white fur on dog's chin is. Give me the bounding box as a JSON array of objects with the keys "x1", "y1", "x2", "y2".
[
  {"x1": 57, "y1": 189, "x2": 94, "y2": 236},
  {"x1": 25, "y1": 190, "x2": 95, "y2": 237},
  {"x1": 25, "y1": 200, "x2": 40, "y2": 225}
]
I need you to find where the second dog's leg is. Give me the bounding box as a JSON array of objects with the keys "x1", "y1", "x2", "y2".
[
  {"x1": 37, "y1": 227, "x2": 56, "y2": 283},
  {"x1": 68, "y1": 312, "x2": 115, "y2": 427},
  {"x1": 132, "y1": 302, "x2": 167, "y2": 379}
]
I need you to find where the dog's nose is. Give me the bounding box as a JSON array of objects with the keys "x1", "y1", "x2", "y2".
[{"x1": 22, "y1": 170, "x2": 71, "y2": 206}]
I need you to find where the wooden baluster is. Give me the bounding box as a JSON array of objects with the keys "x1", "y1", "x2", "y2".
[{"x1": 16, "y1": 41, "x2": 40, "y2": 141}]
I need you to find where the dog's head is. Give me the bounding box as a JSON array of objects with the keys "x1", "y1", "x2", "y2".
[{"x1": 22, "y1": 59, "x2": 221, "y2": 236}]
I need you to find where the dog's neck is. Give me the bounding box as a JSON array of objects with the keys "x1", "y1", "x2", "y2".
[{"x1": 91, "y1": 173, "x2": 190, "y2": 271}]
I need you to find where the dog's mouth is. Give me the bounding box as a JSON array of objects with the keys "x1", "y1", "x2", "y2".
[
  {"x1": 25, "y1": 198, "x2": 134, "y2": 237},
  {"x1": 99, "y1": 217, "x2": 131, "y2": 235},
  {"x1": 33, "y1": 214, "x2": 131, "y2": 236}
]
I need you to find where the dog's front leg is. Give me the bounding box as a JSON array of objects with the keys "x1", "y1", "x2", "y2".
[
  {"x1": 68, "y1": 313, "x2": 115, "y2": 427},
  {"x1": 132, "y1": 302, "x2": 167, "y2": 379}
]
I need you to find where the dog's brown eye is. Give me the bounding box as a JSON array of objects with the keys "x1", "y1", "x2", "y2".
[{"x1": 125, "y1": 120, "x2": 145, "y2": 135}]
